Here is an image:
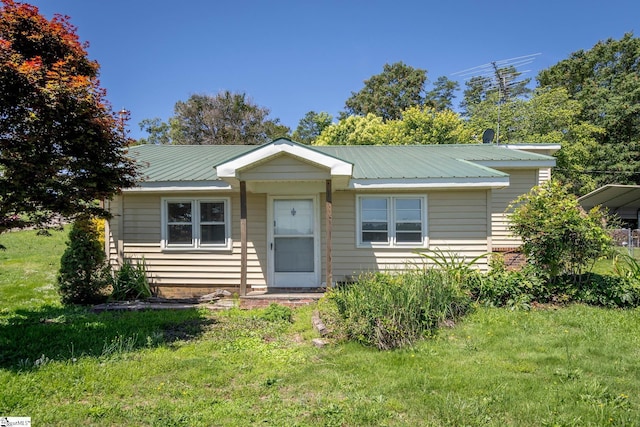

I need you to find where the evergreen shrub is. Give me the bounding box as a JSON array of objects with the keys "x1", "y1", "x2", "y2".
[{"x1": 57, "y1": 218, "x2": 111, "y2": 305}]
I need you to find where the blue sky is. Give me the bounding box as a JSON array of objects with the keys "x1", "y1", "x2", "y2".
[{"x1": 28, "y1": 0, "x2": 639, "y2": 140}]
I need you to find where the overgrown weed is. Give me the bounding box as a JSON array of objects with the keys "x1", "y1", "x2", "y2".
[{"x1": 328, "y1": 267, "x2": 471, "y2": 350}]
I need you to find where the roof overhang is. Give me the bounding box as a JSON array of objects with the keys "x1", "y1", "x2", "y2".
[
  {"x1": 215, "y1": 138, "x2": 353, "y2": 180},
  {"x1": 502, "y1": 143, "x2": 562, "y2": 155},
  {"x1": 349, "y1": 176, "x2": 509, "y2": 190},
  {"x1": 578, "y1": 185, "x2": 640, "y2": 210},
  {"x1": 473, "y1": 159, "x2": 556, "y2": 169},
  {"x1": 123, "y1": 181, "x2": 232, "y2": 193}
]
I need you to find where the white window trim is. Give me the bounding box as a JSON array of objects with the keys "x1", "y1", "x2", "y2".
[
  {"x1": 356, "y1": 195, "x2": 428, "y2": 248},
  {"x1": 161, "y1": 197, "x2": 232, "y2": 251}
]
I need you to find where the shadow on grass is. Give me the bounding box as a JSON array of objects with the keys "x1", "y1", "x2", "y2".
[{"x1": 0, "y1": 304, "x2": 216, "y2": 371}]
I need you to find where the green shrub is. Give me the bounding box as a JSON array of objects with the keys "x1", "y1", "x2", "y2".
[
  {"x1": 260, "y1": 303, "x2": 293, "y2": 323},
  {"x1": 554, "y1": 273, "x2": 640, "y2": 308},
  {"x1": 329, "y1": 269, "x2": 471, "y2": 350},
  {"x1": 509, "y1": 180, "x2": 613, "y2": 281},
  {"x1": 557, "y1": 253, "x2": 640, "y2": 307},
  {"x1": 467, "y1": 255, "x2": 545, "y2": 309},
  {"x1": 57, "y1": 218, "x2": 111, "y2": 305},
  {"x1": 111, "y1": 257, "x2": 152, "y2": 301},
  {"x1": 468, "y1": 254, "x2": 640, "y2": 309}
]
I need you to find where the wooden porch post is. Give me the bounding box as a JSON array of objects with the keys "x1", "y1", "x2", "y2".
[
  {"x1": 240, "y1": 181, "x2": 247, "y2": 296},
  {"x1": 325, "y1": 179, "x2": 333, "y2": 289}
]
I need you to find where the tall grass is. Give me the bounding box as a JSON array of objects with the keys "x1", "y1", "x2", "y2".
[{"x1": 329, "y1": 269, "x2": 470, "y2": 350}]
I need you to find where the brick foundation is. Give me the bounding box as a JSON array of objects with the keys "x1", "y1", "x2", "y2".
[
  {"x1": 492, "y1": 247, "x2": 526, "y2": 270},
  {"x1": 153, "y1": 286, "x2": 239, "y2": 299},
  {"x1": 146, "y1": 281, "x2": 326, "y2": 310}
]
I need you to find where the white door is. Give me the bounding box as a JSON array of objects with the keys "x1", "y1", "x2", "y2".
[{"x1": 269, "y1": 197, "x2": 319, "y2": 287}]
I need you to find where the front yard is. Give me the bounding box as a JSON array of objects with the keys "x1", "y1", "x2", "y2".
[{"x1": 1, "y1": 230, "x2": 639, "y2": 426}]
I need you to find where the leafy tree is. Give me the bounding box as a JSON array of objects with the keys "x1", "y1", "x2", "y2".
[
  {"x1": 57, "y1": 217, "x2": 112, "y2": 305},
  {"x1": 315, "y1": 107, "x2": 472, "y2": 146},
  {"x1": 553, "y1": 122, "x2": 604, "y2": 195},
  {"x1": 140, "y1": 91, "x2": 290, "y2": 145},
  {"x1": 508, "y1": 180, "x2": 613, "y2": 281},
  {"x1": 425, "y1": 76, "x2": 459, "y2": 111},
  {"x1": 465, "y1": 87, "x2": 607, "y2": 194},
  {"x1": 0, "y1": 1, "x2": 136, "y2": 235},
  {"x1": 389, "y1": 106, "x2": 472, "y2": 144},
  {"x1": 515, "y1": 87, "x2": 605, "y2": 194},
  {"x1": 292, "y1": 111, "x2": 333, "y2": 144},
  {"x1": 262, "y1": 116, "x2": 292, "y2": 142},
  {"x1": 538, "y1": 33, "x2": 640, "y2": 187},
  {"x1": 138, "y1": 118, "x2": 171, "y2": 145},
  {"x1": 466, "y1": 86, "x2": 597, "y2": 139},
  {"x1": 342, "y1": 62, "x2": 427, "y2": 121},
  {"x1": 315, "y1": 114, "x2": 389, "y2": 146},
  {"x1": 463, "y1": 91, "x2": 517, "y2": 142}
]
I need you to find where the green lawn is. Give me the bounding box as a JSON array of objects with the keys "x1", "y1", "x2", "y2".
[
  {"x1": 591, "y1": 246, "x2": 640, "y2": 275},
  {"x1": 1, "y1": 230, "x2": 640, "y2": 426}
]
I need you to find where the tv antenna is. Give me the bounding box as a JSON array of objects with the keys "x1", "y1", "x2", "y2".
[{"x1": 453, "y1": 53, "x2": 541, "y2": 143}]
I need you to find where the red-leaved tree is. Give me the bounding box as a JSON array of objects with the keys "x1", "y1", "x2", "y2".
[{"x1": 0, "y1": 0, "x2": 137, "y2": 236}]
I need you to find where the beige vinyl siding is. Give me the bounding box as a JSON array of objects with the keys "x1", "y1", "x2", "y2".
[
  {"x1": 123, "y1": 194, "x2": 161, "y2": 243},
  {"x1": 538, "y1": 168, "x2": 551, "y2": 184},
  {"x1": 109, "y1": 192, "x2": 268, "y2": 296},
  {"x1": 239, "y1": 155, "x2": 330, "y2": 181},
  {"x1": 106, "y1": 196, "x2": 122, "y2": 267},
  {"x1": 328, "y1": 190, "x2": 490, "y2": 282},
  {"x1": 491, "y1": 168, "x2": 538, "y2": 248},
  {"x1": 428, "y1": 190, "x2": 489, "y2": 270}
]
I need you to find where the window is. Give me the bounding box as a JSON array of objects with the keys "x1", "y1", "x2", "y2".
[
  {"x1": 394, "y1": 198, "x2": 423, "y2": 243},
  {"x1": 360, "y1": 198, "x2": 388, "y2": 243},
  {"x1": 357, "y1": 196, "x2": 426, "y2": 247},
  {"x1": 162, "y1": 198, "x2": 231, "y2": 250}
]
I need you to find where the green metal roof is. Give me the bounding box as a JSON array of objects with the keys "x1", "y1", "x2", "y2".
[
  {"x1": 316, "y1": 145, "x2": 551, "y2": 179},
  {"x1": 127, "y1": 141, "x2": 555, "y2": 183},
  {"x1": 128, "y1": 144, "x2": 254, "y2": 182}
]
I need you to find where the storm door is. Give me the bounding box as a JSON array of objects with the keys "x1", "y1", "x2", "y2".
[{"x1": 269, "y1": 197, "x2": 319, "y2": 287}]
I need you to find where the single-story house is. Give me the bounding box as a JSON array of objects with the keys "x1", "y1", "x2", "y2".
[{"x1": 105, "y1": 138, "x2": 558, "y2": 298}]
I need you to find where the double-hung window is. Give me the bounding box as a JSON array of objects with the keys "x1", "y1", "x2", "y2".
[
  {"x1": 357, "y1": 196, "x2": 427, "y2": 247},
  {"x1": 162, "y1": 198, "x2": 231, "y2": 250}
]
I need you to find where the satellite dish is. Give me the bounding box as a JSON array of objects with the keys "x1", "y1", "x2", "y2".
[{"x1": 482, "y1": 128, "x2": 495, "y2": 144}]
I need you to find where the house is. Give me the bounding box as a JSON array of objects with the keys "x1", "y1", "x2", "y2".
[{"x1": 105, "y1": 138, "x2": 558, "y2": 298}]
